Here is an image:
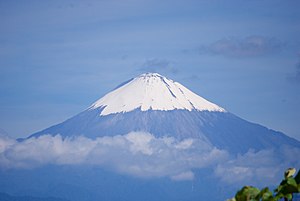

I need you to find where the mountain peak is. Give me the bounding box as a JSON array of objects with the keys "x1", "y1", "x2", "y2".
[
  {"x1": 138, "y1": 72, "x2": 163, "y2": 78},
  {"x1": 89, "y1": 73, "x2": 226, "y2": 115}
]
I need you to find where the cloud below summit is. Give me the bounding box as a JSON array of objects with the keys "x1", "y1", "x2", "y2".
[
  {"x1": 215, "y1": 145, "x2": 300, "y2": 186},
  {"x1": 0, "y1": 132, "x2": 228, "y2": 180},
  {"x1": 1, "y1": 132, "x2": 299, "y2": 185}
]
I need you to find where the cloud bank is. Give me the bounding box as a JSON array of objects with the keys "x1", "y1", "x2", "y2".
[
  {"x1": 0, "y1": 132, "x2": 227, "y2": 180},
  {"x1": 199, "y1": 36, "x2": 284, "y2": 58},
  {"x1": 215, "y1": 146, "x2": 300, "y2": 186},
  {"x1": 1, "y1": 133, "x2": 299, "y2": 185}
]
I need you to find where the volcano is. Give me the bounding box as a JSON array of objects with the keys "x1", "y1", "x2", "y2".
[
  {"x1": 29, "y1": 73, "x2": 300, "y2": 154},
  {"x1": 2, "y1": 73, "x2": 300, "y2": 201}
]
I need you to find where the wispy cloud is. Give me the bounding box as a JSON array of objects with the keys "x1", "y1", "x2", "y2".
[
  {"x1": 138, "y1": 58, "x2": 178, "y2": 74},
  {"x1": 198, "y1": 36, "x2": 284, "y2": 58}
]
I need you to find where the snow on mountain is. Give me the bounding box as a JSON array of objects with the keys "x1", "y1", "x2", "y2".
[{"x1": 89, "y1": 73, "x2": 225, "y2": 115}]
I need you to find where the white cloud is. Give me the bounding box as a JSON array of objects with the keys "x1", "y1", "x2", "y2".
[
  {"x1": 214, "y1": 146, "x2": 300, "y2": 186},
  {"x1": 0, "y1": 132, "x2": 228, "y2": 180},
  {"x1": 125, "y1": 132, "x2": 154, "y2": 155},
  {"x1": 1, "y1": 133, "x2": 299, "y2": 185},
  {"x1": 171, "y1": 171, "x2": 194, "y2": 181}
]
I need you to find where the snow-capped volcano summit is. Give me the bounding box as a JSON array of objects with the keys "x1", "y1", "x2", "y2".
[
  {"x1": 30, "y1": 72, "x2": 300, "y2": 153},
  {"x1": 89, "y1": 73, "x2": 225, "y2": 115}
]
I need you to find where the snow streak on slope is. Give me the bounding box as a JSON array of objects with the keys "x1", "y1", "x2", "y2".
[{"x1": 89, "y1": 73, "x2": 226, "y2": 116}]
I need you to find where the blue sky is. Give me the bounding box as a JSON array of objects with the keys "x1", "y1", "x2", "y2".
[{"x1": 0, "y1": 0, "x2": 300, "y2": 140}]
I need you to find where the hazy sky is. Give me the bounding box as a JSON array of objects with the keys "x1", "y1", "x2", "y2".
[{"x1": 0, "y1": 0, "x2": 300, "y2": 140}]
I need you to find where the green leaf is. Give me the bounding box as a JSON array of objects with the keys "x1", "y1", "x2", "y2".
[
  {"x1": 231, "y1": 169, "x2": 300, "y2": 201},
  {"x1": 274, "y1": 192, "x2": 283, "y2": 200},
  {"x1": 285, "y1": 193, "x2": 292, "y2": 200},
  {"x1": 275, "y1": 184, "x2": 283, "y2": 193},
  {"x1": 259, "y1": 187, "x2": 274, "y2": 201},
  {"x1": 282, "y1": 178, "x2": 299, "y2": 194},
  {"x1": 235, "y1": 186, "x2": 260, "y2": 201},
  {"x1": 281, "y1": 185, "x2": 298, "y2": 195},
  {"x1": 287, "y1": 177, "x2": 297, "y2": 187}
]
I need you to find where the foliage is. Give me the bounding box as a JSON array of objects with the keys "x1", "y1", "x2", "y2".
[{"x1": 227, "y1": 168, "x2": 300, "y2": 201}]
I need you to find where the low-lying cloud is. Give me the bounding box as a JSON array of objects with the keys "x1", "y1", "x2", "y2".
[
  {"x1": 215, "y1": 146, "x2": 300, "y2": 186},
  {"x1": 0, "y1": 133, "x2": 299, "y2": 185},
  {"x1": 0, "y1": 132, "x2": 228, "y2": 180},
  {"x1": 199, "y1": 35, "x2": 284, "y2": 58}
]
